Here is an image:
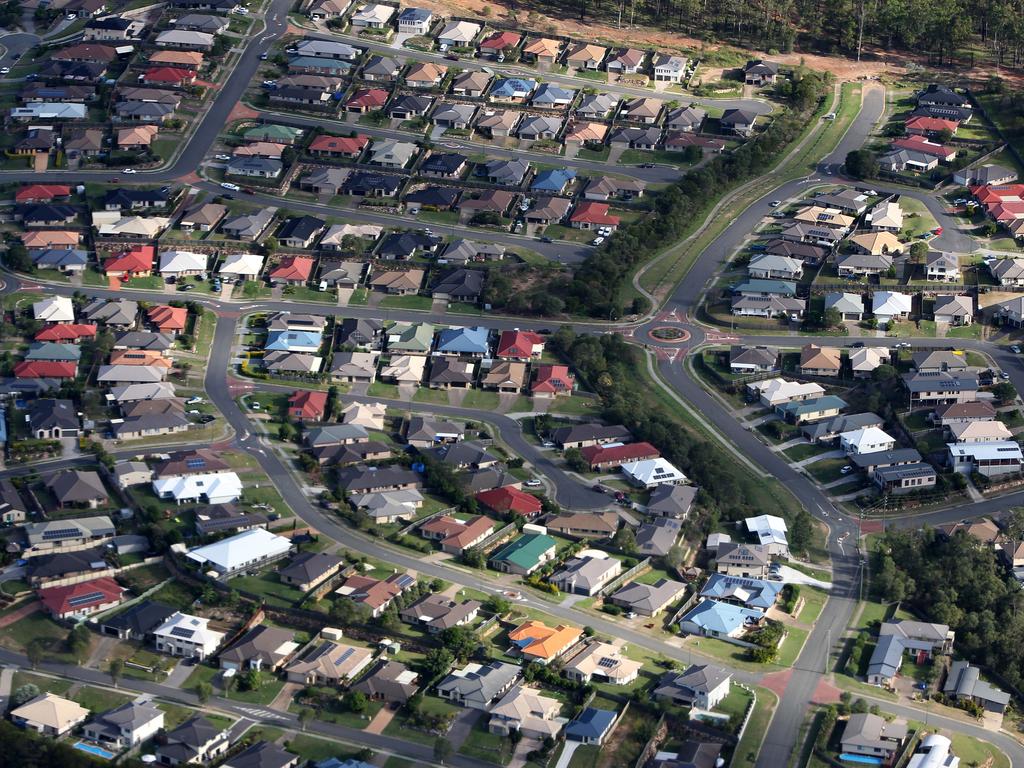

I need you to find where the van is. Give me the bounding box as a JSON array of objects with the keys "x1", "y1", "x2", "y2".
[{"x1": 318, "y1": 280, "x2": 328, "y2": 292}]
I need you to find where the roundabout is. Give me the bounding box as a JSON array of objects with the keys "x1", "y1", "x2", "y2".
[{"x1": 648, "y1": 326, "x2": 691, "y2": 343}]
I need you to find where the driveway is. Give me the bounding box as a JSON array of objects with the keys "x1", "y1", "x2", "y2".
[
  {"x1": 554, "y1": 741, "x2": 580, "y2": 768},
  {"x1": 162, "y1": 660, "x2": 194, "y2": 689}
]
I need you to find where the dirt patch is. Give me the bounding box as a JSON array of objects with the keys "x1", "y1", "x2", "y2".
[
  {"x1": 811, "y1": 676, "x2": 843, "y2": 705},
  {"x1": 227, "y1": 102, "x2": 260, "y2": 124},
  {"x1": 0, "y1": 600, "x2": 40, "y2": 628}
]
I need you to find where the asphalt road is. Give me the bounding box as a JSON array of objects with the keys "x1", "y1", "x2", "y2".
[{"x1": 192, "y1": 180, "x2": 594, "y2": 264}]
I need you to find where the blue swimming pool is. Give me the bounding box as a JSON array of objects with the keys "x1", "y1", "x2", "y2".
[
  {"x1": 840, "y1": 754, "x2": 883, "y2": 765},
  {"x1": 74, "y1": 742, "x2": 115, "y2": 760}
]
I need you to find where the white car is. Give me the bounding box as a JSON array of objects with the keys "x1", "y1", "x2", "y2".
[
  {"x1": 769, "y1": 200, "x2": 782, "y2": 207},
  {"x1": 0, "y1": 67, "x2": 9, "y2": 75},
  {"x1": 249, "y1": 401, "x2": 261, "y2": 410},
  {"x1": 221, "y1": 182, "x2": 240, "y2": 191},
  {"x1": 122, "y1": 168, "x2": 137, "y2": 174},
  {"x1": 186, "y1": 396, "x2": 204, "y2": 404},
  {"x1": 214, "y1": 154, "x2": 231, "y2": 161},
  {"x1": 524, "y1": 479, "x2": 542, "y2": 488},
  {"x1": 591, "y1": 236, "x2": 604, "y2": 246},
  {"x1": 187, "y1": 409, "x2": 200, "y2": 415},
  {"x1": 541, "y1": 441, "x2": 554, "y2": 448}
]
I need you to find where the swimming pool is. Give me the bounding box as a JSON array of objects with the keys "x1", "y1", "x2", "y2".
[
  {"x1": 840, "y1": 754, "x2": 883, "y2": 765},
  {"x1": 74, "y1": 742, "x2": 116, "y2": 760}
]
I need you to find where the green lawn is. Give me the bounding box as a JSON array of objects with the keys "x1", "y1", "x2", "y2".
[
  {"x1": 229, "y1": 571, "x2": 303, "y2": 608},
  {"x1": 123, "y1": 275, "x2": 166, "y2": 291},
  {"x1": 946, "y1": 323, "x2": 983, "y2": 339},
  {"x1": 460, "y1": 390, "x2": 500, "y2": 409},
  {"x1": 241, "y1": 280, "x2": 272, "y2": 299},
  {"x1": 806, "y1": 458, "x2": 851, "y2": 484},
  {"x1": 380, "y1": 294, "x2": 433, "y2": 310},
  {"x1": 348, "y1": 287, "x2": 368, "y2": 305},
  {"x1": 72, "y1": 686, "x2": 134, "y2": 713},
  {"x1": 777, "y1": 626, "x2": 810, "y2": 667},
  {"x1": 412, "y1": 387, "x2": 450, "y2": 405},
  {"x1": 798, "y1": 587, "x2": 828, "y2": 624},
  {"x1": 11, "y1": 671, "x2": 72, "y2": 697},
  {"x1": 783, "y1": 442, "x2": 831, "y2": 462},
  {"x1": 567, "y1": 745, "x2": 602, "y2": 768},
  {"x1": 619, "y1": 149, "x2": 697, "y2": 167},
  {"x1": 289, "y1": 698, "x2": 382, "y2": 729},
  {"x1": 366, "y1": 382, "x2": 400, "y2": 399},
  {"x1": 732, "y1": 687, "x2": 778, "y2": 768},
  {"x1": 457, "y1": 720, "x2": 513, "y2": 765},
  {"x1": 288, "y1": 734, "x2": 363, "y2": 763},
  {"x1": 281, "y1": 285, "x2": 335, "y2": 304}
]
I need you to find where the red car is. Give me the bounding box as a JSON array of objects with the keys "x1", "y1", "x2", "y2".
[{"x1": 933, "y1": 226, "x2": 943, "y2": 236}]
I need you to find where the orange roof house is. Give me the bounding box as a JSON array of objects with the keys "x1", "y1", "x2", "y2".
[
  {"x1": 905, "y1": 115, "x2": 958, "y2": 136},
  {"x1": 507, "y1": 620, "x2": 583, "y2": 663},
  {"x1": 564, "y1": 121, "x2": 608, "y2": 144},
  {"x1": 569, "y1": 201, "x2": 621, "y2": 230},
  {"x1": 109, "y1": 349, "x2": 173, "y2": 368},
  {"x1": 15, "y1": 360, "x2": 77, "y2": 379},
  {"x1": 22, "y1": 231, "x2": 80, "y2": 249},
  {"x1": 117, "y1": 124, "x2": 158, "y2": 149},
  {"x1": 523, "y1": 37, "x2": 561, "y2": 62},
  {"x1": 146, "y1": 304, "x2": 188, "y2": 334},
  {"x1": 104, "y1": 244, "x2": 154, "y2": 278},
  {"x1": 148, "y1": 50, "x2": 204, "y2": 69},
  {"x1": 288, "y1": 390, "x2": 328, "y2": 421},
  {"x1": 479, "y1": 31, "x2": 521, "y2": 53},
  {"x1": 308, "y1": 134, "x2": 370, "y2": 157},
  {"x1": 531, "y1": 364, "x2": 574, "y2": 397}
]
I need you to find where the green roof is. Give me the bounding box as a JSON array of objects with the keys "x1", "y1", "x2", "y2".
[
  {"x1": 389, "y1": 322, "x2": 435, "y2": 352},
  {"x1": 243, "y1": 124, "x2": 304, "y2": 142},
  {"x1": 779, "y1": 395, "x2": 847, "y2": 415},
  {"x1": 490, "y1": 533, "x2": 556, "y2": 570}
]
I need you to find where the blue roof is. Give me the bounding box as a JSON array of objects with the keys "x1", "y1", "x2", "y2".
[
  {"x1": 732, "y1": 279, "x2": 797, "y2": 296},
  {"x1": 531, "y1": 168, "x2": 576, "y2": 192},
  {"x1": 315, "y1": 760, "x2": 376, "y2": 768},
  {"x1": 0, "y1": 409, "x2": 8, "y2": 444},
  {"x1": 566, "y1": 707, "x2": 617, "y2": 741},
  {"x1": 398, "y1": 7, "x2": 431, "y2": 20},
  {"x1": 30, "y1": 249, "x2": 88, "y2": 268},
  {"x1": 435, "y1": 326, "x2": 490, "y2": 354},
  {"x1": 779, "y1": 395, "x2": 847, "y2": 415},
  {"x1": 700, "y1": 574, "x2": 783, "y2": 610},
  {"x1": 532, "y1": 83, "x2": 574, "y2": 103},
  {"x1": 265, "y1": 329, "x2": 323, "y2": 351},
  {"x1": 679, "y1": 600, "x2": 762, "y2": 635},
  {"x1": 491, "y1": 77, "x2": 537, "y2": 97}
]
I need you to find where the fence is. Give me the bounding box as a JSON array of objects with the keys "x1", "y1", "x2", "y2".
[
  {"x1": 34, "y1": 554, "x2": 164, "y2": 588},
  {"x1": 598, "y1": 557, "x2": 651, "y2": 597},
  {"x1": 474, "y1": 521, "x2": 519, "y2": 553}
]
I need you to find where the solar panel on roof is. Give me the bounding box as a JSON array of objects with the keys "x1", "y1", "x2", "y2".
[
  {"x1": 42, "y1": 526, "x2": 82, "y2": 540},
  {"x1": 334, "y1": 647, "x2": 355, "y2": 666},
  {"x1": 597, "y1": 657, "x2": 617, "y2": 668},
  {"x1": 68, "y1": 591, "x2": 105, "y2": 607},
  {"x1": 185, "y1": 458, "x2": 206, "y2": 469},
  {"x1": 169, "y1": 626, "x2": 195, "y2": 639}
]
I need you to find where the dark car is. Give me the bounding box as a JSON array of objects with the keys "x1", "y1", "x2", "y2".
[
  {"x1": 850, "y1": 342, "x2": 864, "y2": 348},
  {"x1": 591, "y1": 484, "x2": 605, "y2": 493},
  {"x1": 540, "y1": 236, "x2": 553, "y2": 243},
  {"x1": 178, "y1": 284, "x2": 195, "y2": 291},
  {"x1": 444, "y1": 53, "x2": 459, "y2": 61}
]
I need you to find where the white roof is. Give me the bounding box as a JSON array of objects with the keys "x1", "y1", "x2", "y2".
[
  {"x1": 755, "y1": 378, "x2": 825, "y2": 404},
  {"x1": 159, "y1": 250, "x2": 208, "y2": 273},
  {"x1": 948, "y1": 440, "x2": 1024, "y2": 461},
  {"x1": 186, "y1": 527, "x2": 292, "y2": 571},
  {"x1": 749, "y1": 253, "x2": 802, "y2": 274},
  {"x1": 154, "y1": 471, "x2": 242, "y2": 503},
  {"x1": 621, "y1": 457, "x2": 688, "y2": 486},
  {"x1": 11, "y1": 694, "x2": 88, "y2": 732},
  {"x1": 98, "y1": 216, "x2": 169, "y2": 237},
  {"x1": 156, "y1": 29, "x2": 214, "y2": 45},
  {"x1": 850, "y1": 347, "x2": 889, "y2": 371},
  {"x1": 33, "y1": 295, "x2": 75, "y2": 322},
  {"x1": 219, "y1": 252, "x2": 265, "y2": 276},
  {"x1": 840, "y1": 426, "x2": 896, "y2": 452},
  {"x1": 868, "y1": 200, "x2": 904, "y2": 229},
  {"x1": 745, "y1": 514, "x2": 788, "y2": 546},
  {"x1": 872, "y1": 291, "x2": 912, "y2": 315},
  {"x1": 438, "y1": 20, "x2": 480, "y2": 42},
  {"x1": 949, "y1": 420, "x2": 1012, "y2": 441},
  {"x1": 907, "y1": 734, "x2": 959, "y2": 768},
  {"x1": 153, "y1": 611, "x2": 225, "y2": 649},
  {"x1": 352, "y1": 3, "x2": 395, "y2": 22}
]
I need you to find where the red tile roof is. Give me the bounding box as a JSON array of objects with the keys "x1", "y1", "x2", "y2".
[
  {"x1": 104, "y1": 244, "x2": 154, "y2": 275},
  {"x1": 479, "y1": 31, "x2": 522, "y2": 50},
  {"x1": 346, "y1": 88, "x2": 388, "y2": 109},
  {"x1": 580, "y1": 441, "x2": 660, "y2": 467},
  {"x1": 53, "y1": 43, "x2": 117, "y2": 63},
  {"x1": 531, "y1": 364, "x2": 574, "y2": 394},
  {"x1": 420, "y1": 515, "x2": 466, "y2": 538},
  {"x1": 38, "y1": 577, "x2": 124, "y2": 618},
  {"x1": 891, "y1": 134, "x2": 955, "y2": 159},
  {"x1": 289, "y1": 389, "x2": 328, "y2": 420},
  {"x1": 144, "y1": 66, "x2": 196, "y2": 84},
  {"x1": 905, "y1": 115, "x2": 958, "y2": 134},
  {"x1": 476, "y1": 486, "x2": 542, "y2": 516},
  {"x1": 15, "y1": 360, "x2": 77, "y2": 379},
  {"x1": 569, "y1": 201, "x2": 621, "y2": 226},
  {"x1": 16, "y1": 184, "x2": 71, "y2": 203},
  {"x1": 308, "y1": 134, "x2": 370, "y2": 155},
  {"x1": 443, "y1": 515, "x2": 495, "y2": 550},
  {"x1": 496, "y1": 330, "x2": 545, "y2": 359},
  {"x1": 270, "y1": 256, "x2": 314, "y2": 281},
  {"x1": 147, "y1": 304, "x2": 188, "y2": 332},
  {"x1": 34, "y1": 324, "x2": 97, "y2": 342}
]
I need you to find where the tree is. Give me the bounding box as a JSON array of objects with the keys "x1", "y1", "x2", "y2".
[
  {"x1": 788, "y1": 508, "x2": 815, "y2": 555},
  {"x1": 344, "y1": 690, "x2": 368, "y2": 713},
  {"x1": 484, "y1": 596, "x2": 511, "y2": 616},
  {"x1": 824, "y1": 308, "x2": 843, "y2": 329},
  {"x1": 223, "y1": 674, "x2": 237, "y2": 699},
  {"x1": 563, "y1": 448, "x2": 588, "y2": 473},
  {"x1": 872, "y1": 364, "x2": 896, "y2": 382},
  {"x1": 613, "y1": 526, "x2": 637, "y2": 554},
  {"x1": 994, "y1": 382, "x2": 1018, "y2": 403},
  {"x1": 108, "y1": 658, "x2": 124, "y2": 688},
  {"x1": 439, "y1": 626, "x2": 480, "y2": 661},
  {"x1": 665, "y1": 544, "x2": 687, "y2": 571},
  {"x1": 422, "y1": 647, "x2": 455, "y2": 679},
  {"x1": 278, "y1": 422, "x2": 297, "y2": 442},
  {"x1": 242, "y1": 669, "x2": 265, "y2": 692},
  {"x1": 298, "y1": 707, "x2": 314, "y2": 731},
  {"x1": 66, "y1": 624, "x2": 91, "y2": 663},
  {"x1": 434, "y1": 737, "x2": 453, "y2": 764},
  {"x1": 196, "y1": 681, "x2": 213, "y2": 704},
  {"x1": 4, "y1": 241, "x2": 32, "y2": 273},
  {"x1": 909, "y1": 241, "x2": 929, "y2": 261},
  {"x1": 25, "y1": 639, "x2": 44, "y2": 670},
  {"x1": 845, "y1": 149, "x2": 878, "y2": 179},
  {"x1": 331, "y1": 596, "x2": 371, "y2": 626},
  {"x1": 12, "y1": 684, "x2": 40, "y2": 707}
]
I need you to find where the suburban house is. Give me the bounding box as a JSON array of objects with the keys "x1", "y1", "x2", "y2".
[
  {"x1": 653, "y1": 664, "x2": 732, "y2": 708},
  {"x1": 507, "y1": 620, "x2": 583, "y2": 664}
]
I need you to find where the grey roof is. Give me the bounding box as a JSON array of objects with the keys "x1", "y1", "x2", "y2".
[
  {"x1": 609, "y1": 578, "x2": 686, "y2": 613},
  {"x1": 655, "y1": 663, "x2": 732, "y2": 698},
  {"x1": 902, "y1": 370, "x2": 978, "y2": 393},
  {"x1": 866, "y1": 633, "x2": 904, "y2": 679},
  {"x1": 636, "y1": 518, "x2": 681, "y2": 556},
  {"x1": 278, "y1": 551, "x2": 343, "y2": 584},
  {"x1": 30, "y1": 398, "x2": 79, "y2": 433},
  {"x1": 114, "y1": 331, "x2": 174, "y2": 351},
  {"x1": 850, "y1": 448, "x2": 922, "y2": 469},
  {"x1": 305, "y1": 424, "x2": 369, "y2": 447},
  {"x1": 912, "y1": 350, "x2": 968, "y2": 371},
  {"x1": 164, "y1": 716, "x2": 225, "y2": 750},
  {"x1": 943, "y1": 660, "x2": 1010, "y2": 706},
  {"x1": 399, "y1": 594, "x2": 480, "y2": 630},
  {"x1": 337, "y1": 466, "x2": 421, "y2": 492},
  {"x1": 715, "y1": 541, "x2": 770, "y2": 566},
  {"x1": 647, "y1": 484, "x2": 697, "y2": 518},
  {"x1": 224, "y1": 741, "x2": 296, "y2": 768},
  {"x1": 338, "y1": 317, "x2": 382, "y2": 347},
  {"x1": 825, "y1": 292, "x2": 865, "y2": 314},
  {"x1": 222, "y1": 207, "x2": 276, "y2": 238},
  {"x1": 219, "y1": 625, "x2": 295, "y2": 667},
  {"x1": 102, "y1": 600, "x2": 176, "y2": 637},
  {"x1": 352, "y1": 660, "x2": 419, "y2": 703},
  {"x1": 550, "y1": 423, "x2": 630, "y2": 446},
  {"x1": 721, "y1": 107, "x2": 757, "y2": 125},
  {"x1": 802, "y1": 412, "x2": 884, "y2": 441},
  {"x1": 83, "y1": 298, "x2": 138, "y2": 325},
  {"x1": 551, "y1": 556, "x2": 620, "y2": 591},
  {"x1": 46, "y1": 469, "x2": 107, "y2": 504},
  {"x1": 93, "y1": 701, "x2": 163, "y2": 732},
  {"x1": 730, "y1": 345, "x2": 778, "y2": 368},
  {"x1": 433, "y1": 268, "x2": 484, "y2": 299},
  {"x1": 842, "y1": 713, "x2": 908, "y2": 751},
  {"x1": 405, "y1": 416, "x2": 461, "y2": 442},
  {"x1": 436, "y1": 661, "x2": 521, "y2": 706}
]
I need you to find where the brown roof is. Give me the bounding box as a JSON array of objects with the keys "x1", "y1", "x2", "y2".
[{"x1": 800, "y1": 344, "x2": 841, "y2": 371}]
